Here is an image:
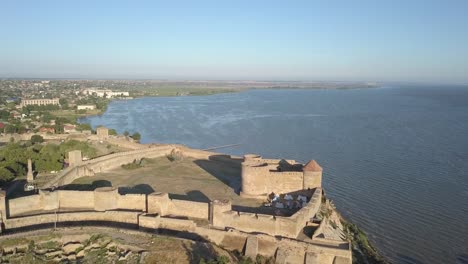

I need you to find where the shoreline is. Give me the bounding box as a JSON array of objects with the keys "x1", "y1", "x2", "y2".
[
  {"x1": 332, "y1": 203, "x2": 389, "y2": 263},
  {"x1": 79, "y1": 85, "x2": 380, "y2": 120}
]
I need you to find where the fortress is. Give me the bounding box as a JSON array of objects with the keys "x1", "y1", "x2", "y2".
[
  {"x1": 0, "y1": 142, "x2": 351, "y2": 264},
  {"x1": 241, "y1": 154, "x2": 322, "y2": 198}
]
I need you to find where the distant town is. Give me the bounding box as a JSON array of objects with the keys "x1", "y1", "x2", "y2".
[{"x1": 0, "y1": 80, "x2": 128, "y2": 137}]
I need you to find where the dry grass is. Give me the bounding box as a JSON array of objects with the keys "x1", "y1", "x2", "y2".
[
  {"x1": 70, "y1": 156, "x2": 262, "y2": 207},
  {"x1": 144, "y1": 236, "x2": 236, "y2": 264}
]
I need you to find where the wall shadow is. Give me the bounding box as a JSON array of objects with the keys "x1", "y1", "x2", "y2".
[
  {"x1": 57, "y1": 180, "x2": 112, "y2": 191},
  {"x1": 119, "y1": 184, "x2": 155, "y2": 195},
  {"x1": 5, "y1": 179, "x2": 30, "y2": 199},
  {"x1": 302, "y1": 225, "x2": 318, "y2": 238},
  {"x1": 231, "y1": 205, "x2": 295, "y2": 217},
  {"x1": 169, "y1": 190, "x2": 210, "y2": 203}
]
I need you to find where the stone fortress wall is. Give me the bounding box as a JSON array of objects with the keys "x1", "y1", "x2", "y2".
[
  {"x1": 45, "y1": 144, "x2": 244, "y2": 188},
  {"x1": 240, "y1": 154, "x2": 323, "y2": 198},
  {"x1": 2, "y1": 186, "x2": 321, "y2": 239},
  {"x1": 4, "y1": 188, "x2": 207, "y2": 219},
  {"x1": 0, "y1": 186, "x2": 348, "y2": 263},
  {"x1": 211, "y1": 187, "x2": 322, "y2": 238},
  {"x1": 0, "y1": 133, "x2": 70, "y2": 143},
  {"x1": 0, "y1": 144, "x2": 351, "y2": 263},
  {"x1": 44, "y1": 144, "x2": 176, "y2": 188}
]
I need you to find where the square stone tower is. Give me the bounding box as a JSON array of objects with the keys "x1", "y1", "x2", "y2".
[
  {"x1": 96, "y1": 126, "x2": 109, "y2": 138},
  {"x1": 68, "y1": 150, "x2": 82, "y2": 167}
]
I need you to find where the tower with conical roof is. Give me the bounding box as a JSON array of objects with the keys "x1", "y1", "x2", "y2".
[{"x1": 302, "y1": 160, "x2": 323, "y2": 189}]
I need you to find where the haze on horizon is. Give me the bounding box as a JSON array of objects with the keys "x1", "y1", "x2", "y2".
[{"x1": 1, "y1": 0, "x2": 468, "y2": 84}]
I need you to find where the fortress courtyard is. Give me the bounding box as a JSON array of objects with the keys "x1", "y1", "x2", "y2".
[{"x1": 65, "y1": 156, "x2": 303, "y2": 215}]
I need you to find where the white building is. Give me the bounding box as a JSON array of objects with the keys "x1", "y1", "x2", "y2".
[
  {"x1": 20, "y1": 98, "x2": 60, "y2": 108},
  {"x1": 77, "y1": 105, "x2": 96, "y2": 110},
  {"x1": 83, "y1": 88, "x2": 129, "y2": 98}
]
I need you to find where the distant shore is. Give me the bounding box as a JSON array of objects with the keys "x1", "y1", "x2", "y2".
[{"x1": 80, "y1": 82, "x2": 379, "y2": 118}]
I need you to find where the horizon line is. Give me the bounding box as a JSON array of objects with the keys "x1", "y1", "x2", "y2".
[{"x1": 2, "y1": 77, "x2": 468, "y2": 86}]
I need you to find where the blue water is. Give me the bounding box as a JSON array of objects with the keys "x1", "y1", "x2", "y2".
[{"x1": 81, "y1": 86, "x2": 468, "y2": 264}]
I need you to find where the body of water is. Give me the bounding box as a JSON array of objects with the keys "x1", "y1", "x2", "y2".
[{"x1": 81, "y1": 86, "x2": 468, "y2": 264}]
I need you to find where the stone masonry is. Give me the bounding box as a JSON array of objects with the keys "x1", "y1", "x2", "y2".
[
  {"x1": 240, "y1": 154, "x2": 323, "y2": 198},
  {"x1": 68, "y1": 150, "x2": 82, "y2": 167}
]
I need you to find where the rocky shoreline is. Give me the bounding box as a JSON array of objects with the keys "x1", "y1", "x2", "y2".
[
  {"x1": 334, "y1": 206, "x2": 389, "y2": 263},
  {"x1": 314, "y1": 193, "x2": 389, "y2": 264}
]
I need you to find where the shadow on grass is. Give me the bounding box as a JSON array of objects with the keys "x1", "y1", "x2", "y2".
[
  {"x1": 193, "y1": 155, "x2": 242, "y2": 194},
  {"x1": 182, "y1": 240, "x2": 219, "y2": 264}
]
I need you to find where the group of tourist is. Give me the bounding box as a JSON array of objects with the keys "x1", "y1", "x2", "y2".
[{"x1": 265, "y1": 192, "x2": 308, "y2": 209}]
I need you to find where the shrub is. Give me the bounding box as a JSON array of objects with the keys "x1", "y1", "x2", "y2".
[
  {"x1": 131, "y1": 132, "x2": 141, "y2": 141},
  {"x1": 0, "y1": 167, "x2": 15, "y2": 183},
  {"x1": 166, "y1": 149, "x2": 183, "y2": 162},
  {"x1": 30, "y1": 135, "x2": 44, "y2": 144},
  {"x1": 121, "y1": 160, "x2": 142, "y2": 170}
]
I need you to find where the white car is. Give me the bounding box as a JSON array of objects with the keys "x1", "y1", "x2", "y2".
[{"x1": 24, "y1": 183, "x2": 35, "y2": 191}]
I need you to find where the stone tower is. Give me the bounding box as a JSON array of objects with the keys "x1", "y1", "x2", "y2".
[
  {"x1": 96, "y1": 126, "x2": 109, "y2": 138},
  {"x1": 210, "y1": 199, "x2": 232, "y2": 228},
  {"x1": 302, "y1": 160, "x2": 323, "y2": 189},
  {"x1": 68, "y1": 150, "x2": 83, "y2": 167},
  {"x1": 27, "y1": 158, "x2": 34, "y2": 182},
  {"x1": 240, "y1": 154, "x2": 269, "y2": 198}
]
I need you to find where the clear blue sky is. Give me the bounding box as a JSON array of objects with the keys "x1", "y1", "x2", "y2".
[{"x1": 1, "y1": 0, "x2": 467, "y2": 83}]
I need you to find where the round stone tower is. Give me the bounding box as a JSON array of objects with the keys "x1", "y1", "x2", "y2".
[{"x1": 240, "y1": 154, "x2": 269, "y2": 198}]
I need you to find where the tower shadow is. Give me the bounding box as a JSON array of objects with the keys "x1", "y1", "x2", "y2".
[{"x1": 193, "y1": 155, "x2": 243, "y2": 193}]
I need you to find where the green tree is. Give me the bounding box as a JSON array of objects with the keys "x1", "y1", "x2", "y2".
[
  {"x1": 35, "y1": 144, "x2": 63, "y2": 172},
  {"x1": 109, "y1": 129, "x2": 117, "y2": 136},
  {"x1": 41, "y1": 112, "x2": 54, "y2": 123},
  {"x1": 59, "y1": 140, "x2": 97, "y2": 159},
  {"x1": 59, "y1": 98, "x2": 69, "y2": 109},
  {"x1": 77, "y1": 123, "x2": 92, "y2": 131},
  {"x1": 131, "y1": 132, "x2": 141, "y2": 141},
  {"x1": 0, "y1": 110, "x2": 10, "y2": 120},
  {"x1": 4, "y1": 124, "x2": 17, "y2": 133},
  {"x1": 123, "y1": 131, "x2": 129, "y2": 136},
  {"x1": 31, "y1": 135, "x2": 44, "y2": 144},
  {"x1": 0, "y1": 167, "x2": 14, "y2": 183},
  {"x1": 54, "y1": 124, "x2": 64, "y2": 134}
]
